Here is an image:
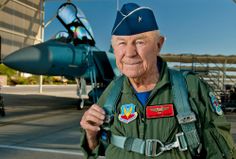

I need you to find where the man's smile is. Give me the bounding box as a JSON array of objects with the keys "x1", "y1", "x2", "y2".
[{"x1": 122, "y1": 60, "x2": 142, "y2": 65}]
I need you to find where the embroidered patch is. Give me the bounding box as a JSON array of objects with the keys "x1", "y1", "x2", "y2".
[
  {"x1": 209, "y1": 92, "x2": 223, "y2": 115},
  {"x1": 118, "y1": 103, "x2": 138, "y2": 124},
  {"x1": 146, "y1": 104, "x2": 174, "y2": 119}
]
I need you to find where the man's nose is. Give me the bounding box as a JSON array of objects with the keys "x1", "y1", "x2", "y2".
[{"x1": 125, "y1": 44, "x2": 137, "y2": 57}]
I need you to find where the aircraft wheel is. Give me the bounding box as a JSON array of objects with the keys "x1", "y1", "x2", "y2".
[
  {"x1": 1, "y1": 110, "x2": 5, "y2": 117},
  {"x1": 0, "y1": 97, "x2": 5, "y2": 117},
  {"x1": 77, "y1": 99, "x2": 84, "y2": 110},
  {"x1": 0, "y1": 107, "x2": 5, "y2": 117}
]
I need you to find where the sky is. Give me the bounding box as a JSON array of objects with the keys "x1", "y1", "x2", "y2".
[{"x1": 44, "y1": 0, "x2": 236, "y2": 56}]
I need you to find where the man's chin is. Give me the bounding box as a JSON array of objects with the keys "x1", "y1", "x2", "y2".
[{"x1": 123, "y1": 72, "x2": 142, "y2": 79}]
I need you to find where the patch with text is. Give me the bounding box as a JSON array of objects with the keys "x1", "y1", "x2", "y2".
[{"x1": 146, "y1": 104, "x2": 174, "y2": 119}]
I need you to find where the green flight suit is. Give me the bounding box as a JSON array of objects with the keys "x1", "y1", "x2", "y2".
[{"x1": 80, "y1": 59, "x2": 236, "y2": 159}]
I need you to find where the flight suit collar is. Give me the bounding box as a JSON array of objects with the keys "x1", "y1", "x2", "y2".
[
  {"x1": 122, "y1": 57, "x2": 171, "y2": 95},
  {"x1": 150, "y1": 57, "x2": 171, "y2": 96}
]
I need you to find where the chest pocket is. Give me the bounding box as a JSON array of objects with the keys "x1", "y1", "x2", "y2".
[
  {"x1": 145, "y1": 114, "x2": 179, "y2": 142},
  {"x1": 114, "y1": 97, "x2": 144, "y2": 138}
]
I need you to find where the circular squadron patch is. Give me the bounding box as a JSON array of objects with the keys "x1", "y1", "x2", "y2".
[{"x1": 209, "y1": 92, "x2": 223, "y2": 115}]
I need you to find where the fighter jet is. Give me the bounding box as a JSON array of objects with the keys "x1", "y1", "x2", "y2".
[{"x1": 3, "y1": 2, "x2": 121, "y2": 109}]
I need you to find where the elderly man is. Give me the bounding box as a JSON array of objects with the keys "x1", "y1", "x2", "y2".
[{"x1": 80, "y1": 3, "x2": 236, "y2": 159}]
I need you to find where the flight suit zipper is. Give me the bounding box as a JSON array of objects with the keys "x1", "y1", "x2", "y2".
[{"x1": 143, "y1": 82, "x2": 171, "y2": 152}]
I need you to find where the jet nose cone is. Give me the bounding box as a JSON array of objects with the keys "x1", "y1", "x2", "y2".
[{"x1": 3, "y1": 44, "x2": 50, "y2": 75}]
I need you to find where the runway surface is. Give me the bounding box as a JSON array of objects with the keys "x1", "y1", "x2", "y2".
[
  {"x1": 0, "y1": 85, "x2": 88, "y2": 159},
  {"x1": 0, "y1": 85, "x2": 235, "y2": 159}
]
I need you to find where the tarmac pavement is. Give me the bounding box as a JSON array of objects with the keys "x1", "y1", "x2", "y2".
[{"x1": 0, "y1": 85, "x2": 87, "y2": 159}]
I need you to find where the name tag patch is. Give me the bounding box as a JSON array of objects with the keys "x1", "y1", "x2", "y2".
[{"x1": 146, "y1": 104, "x2": 174, "y2": 119}]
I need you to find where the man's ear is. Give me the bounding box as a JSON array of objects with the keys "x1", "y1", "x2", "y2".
[{"x1": 157, "y1": 36, "x2": 165, "y2": 51}]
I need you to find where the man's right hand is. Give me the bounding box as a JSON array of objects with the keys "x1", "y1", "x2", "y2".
[{"x1": 80, "y1": 104, "x2": 105, "y2": 150}]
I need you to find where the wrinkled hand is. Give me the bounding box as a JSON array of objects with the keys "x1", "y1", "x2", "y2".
[{"x1": 80, "y1": 104, "x2": 105, "y2": 150}]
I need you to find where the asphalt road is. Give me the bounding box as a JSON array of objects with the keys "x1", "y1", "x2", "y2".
[{"x1": 0, "y1": 85, "x2": 235, "y2": 159}]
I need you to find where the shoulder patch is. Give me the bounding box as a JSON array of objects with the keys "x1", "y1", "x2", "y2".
[
  {"x1": 209, "y1": 92, "x2": 223, "y2": 115},
  {"x1": 118, "y1": 103, "x2": 138, "y2": 124}
]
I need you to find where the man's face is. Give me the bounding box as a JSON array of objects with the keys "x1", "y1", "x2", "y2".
[{"x1": 112, "y1": 31, "x2": 164, "y2": 78}]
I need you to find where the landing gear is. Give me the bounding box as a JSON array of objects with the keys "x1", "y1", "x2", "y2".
[
  {"x1": 0, "y1": 95, "x2": 5, "y2": 117},
  {"x1": 77, "y1": 98, "x2": 84, "y2": 110},
  {"x1": 76, "y1": 77, "x2": 87, "y2": 110}
]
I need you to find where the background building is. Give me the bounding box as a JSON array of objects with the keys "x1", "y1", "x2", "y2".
[{"x1": 0, "y1": 0, "x2": 44, "y2": 61}]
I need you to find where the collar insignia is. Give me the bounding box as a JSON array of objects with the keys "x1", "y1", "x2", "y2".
[{"x1": 118, "y1": 103, "x2": 138, "y2": 124}]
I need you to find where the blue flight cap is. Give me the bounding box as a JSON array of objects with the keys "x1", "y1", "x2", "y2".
[{"x1": 112, "y1": 3, "x2": 159, "y2": 35}]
